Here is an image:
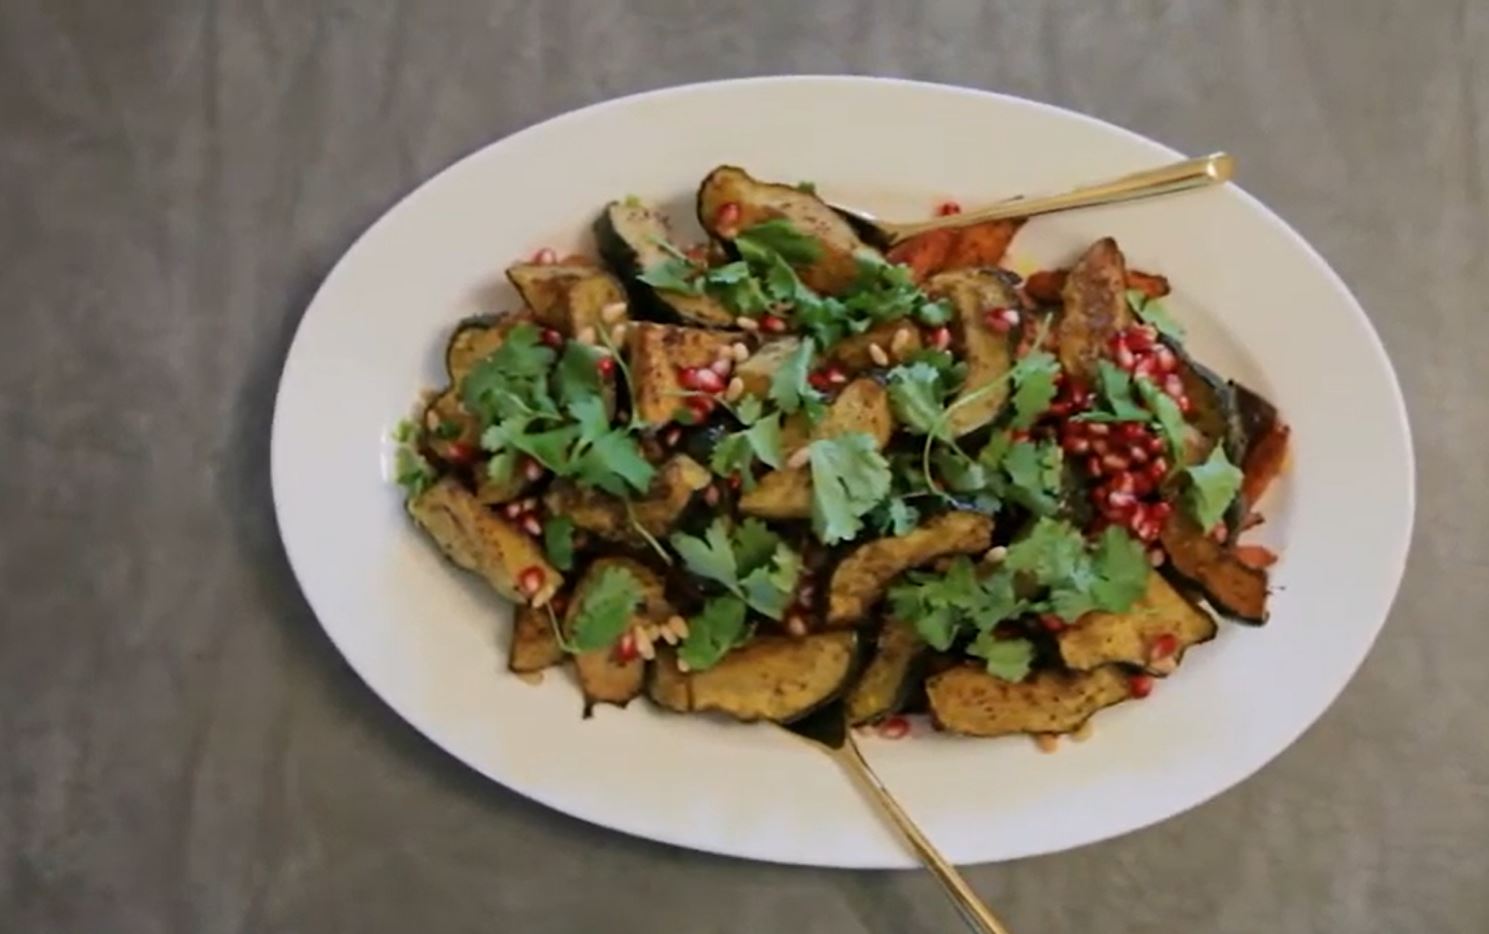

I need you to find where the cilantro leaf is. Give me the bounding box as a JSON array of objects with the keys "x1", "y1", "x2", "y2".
[
  {"x1": 1006, "y1": 516, "x2": 1088, "y2": 582},
  {"x1": 742, "y1": 412, "x2": 784, "y2": 468},
  {"x1": 677, "y1": 596, "x2": 749, "y2": 671},
  {"x1": 731, "y1": 518, "x2": 780, "y2": 576},
  {"x1": 1088, "y1": 360, "x2": 1150, "y2": 422},
  {"x1": 704, "y1": 261, "x2": 771, "y2": 316},
  {"x1": 973, "y1": 570, "x2": 1026, "y2": 632},
  {"x1": 555, "y1": 342, "x2": 606, "y2": 411},
  {"x1": 542, "y1": 516, "x2": 575, "y2": 571},
  {"x1": 1009, "y1": 350, "x2": 1061, "y2": 428},
  {"x1": 709, "y1": 411, "x2": 784, "y2": 483},
  {"x1": 769, "y1": 338, "x2": 824, "y2": 419},
  {"x1": 669, "y1": 519, "x2": 739, "y2": 591},
  {"x1": 1135, "y1": 377, "x2": 1186, "y2": 462},
  {"x1": 1088, "y1": 525, "x2": 1150, "y2": 610},
  {"x1": 1183, "y1": 444, "x2": 1243, "y2": 530},
  {"x1": 570, "y1": 429, "x2": 654, "y2": 495},
  {"x1": 1127, "y1": 289, "x2": 1185, "y2": 342},
  {"x1": 967, "y1": 634, "x2": 1035, "y2": 682},
  {"x1": 394, "y1": 446, "x2": 436, "y2": 497},
  {"x1": 638, "y1": 258, "x2": 703, "y2": 295},
  {"x1": 890, "y1": 556, "x2": 1028, "y2": 650},
  {"x1": 739, "y1": 543, "x2": 802, "y2": 621},
  {"x1": 807, "y1": 433, "x2": 892, "y2": 545},
  {"x1": 887, "y1": 362, "x2": 949, "y2": 436},
  {"x1": 568, "y1": 566, "x2": 642, "y2": 653},
  {"x1": 932, "y1": 446, "x2": 990, "y2": 494},
  {"x1": 868, "y1": 496, "x2": 921, "y2": 536},
  {"x1": 734, "y1": 219, "x2": 823, "y2": 266},
  {"x1": 460, "y1": 323, "x2": 558, "y2": 423},
  {"x1": 1001, "y1": 440, "x2": 1064, "y2": 516}
]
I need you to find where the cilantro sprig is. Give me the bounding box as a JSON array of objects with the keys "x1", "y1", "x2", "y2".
[
  {"x1": 668, "y1": 518, "x2": 802, "y2": 621},
  {"x1": 807, "y1": 433, "x2": 893, "y2": 545},
  {"x1": 887, "y1": 518, "x2": 1150, "y2": 681},
  {"x1": 1182, "y1": 444, "x2": 1243, "y2": 530},
  {"x1": 1126, "y1": 289, "x2": 1185, "y2": 342},
  {"x1": 566, "y1": 565, "x2": 643, "y2": 653},
  {"x1": 392, "y1": 419, "x2": 437, "y2": 497}
]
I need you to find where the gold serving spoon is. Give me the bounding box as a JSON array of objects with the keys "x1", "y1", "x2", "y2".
[
  {"x1": 831, "y1": 152, "x2": 1235, "y2": 249},
  {"x1": 784, "y1": 704, "x2": 1014, "y2": 934}
]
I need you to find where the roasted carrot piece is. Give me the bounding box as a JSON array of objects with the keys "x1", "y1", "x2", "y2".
[
  {"x1": 1125, "y1": 269, "x2": 1171, "y2": 299},
  {"x1": 1232, "y1": 544, "x2": 1279, "y2": 570},
  {"x1": 940, "y1": 218, "x2": 1025, "y2": 271},
  {"x1": 885, "y1": 228, "x2": 956, "y2": 282},
  {"x1": 1241, "y1": 423, "x2": 1290, "y2": 505}
]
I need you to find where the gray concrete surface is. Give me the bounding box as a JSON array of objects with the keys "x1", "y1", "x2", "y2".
[{"x1": 3, "y1": 2, "x2": 1486, "y2": 932}]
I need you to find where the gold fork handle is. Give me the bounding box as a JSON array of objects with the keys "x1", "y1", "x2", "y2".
[
  {"x1": 836, "y1": 739, "x2": 1014, "y2": 934},
  {"x1": 885, "y1": 151, "x2": 1234, "y2": 245}
]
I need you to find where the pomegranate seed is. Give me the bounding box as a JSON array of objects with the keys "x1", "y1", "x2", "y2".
[
  {"x1": 1163, "y1": 375, "x2": 1185, "y2": 399},
  {"x1": 927, "y1": 326, "x2": 951, "y2": 351},
  {"x1": 1130, "y1": 473, "x2": 1155, "y2": 497},
  {"x1": 1101, "y1": 452, "x2": 1131, "y2": 472},
  {"x1": 1129, "y1": 444, "x2": 1150, "y2": 464},
  {"x1": 1118, "y1": 421, "x2": 1148, "y2": 441},
  {"x1": 523, "y1": 458, "x2": 545, "y2": 482},
  {"x1": 1086, "y1": 422, "x2": 1110, "y2": 437},
  {"x1": 727, "y1": 472, "x2": 743, "y2": 490},
  {"x1": 1001, "y1": 308, "x2": 1021, "y2": 327},
  {"x1": 1039, "y1": 613, "x2": 1066, "y2": 633},
  {"x1": 521, "y1": 515, "x2": 543, "y2": 537},
  {"x1": 692, "y1": 367, "x2": 725, "y2": 393},
  {"x1": 1114, "y1": 346, "x2": 1136, "y2": 370},
  {"x1": 1085, "y1": 456, "x2": 1104, "y2": 477},
  {"x1": 1147, "y1": 547, "x2": 1166, "y2": 567},
  {"x1": 1091, "y1": 438, "x2": 1111, "y2": 456},
  {"x1": 1111, "y1": 470, "x2": 1137, "y2": 495},
  {"x1": 934, "y1": 200, "x2": 963, "y2": 216},
  {"x1": 662, "y1": 427, "x2": 682, "y2": 447},
  {"x1": 1149, "y1": 501, "x2": 1173, "y2": 522},
  {"x1": 1010, "y1": 428, "x2": 1031, "y2": 443},
  {"x1": 548, "y1": 593, "x2": 568, "y2": 616},
  {"x1": 1148, "y1": 457, "x2": 1169, "y2": 479},
  {"x1": 532, "y1": 247, "x2": 557, "y2": 265},
  {"x1": 517, "y1": 566, "x2": 546, "y2": 598},
  {"x1": 1177, "y1": 395, "x2": 1193, "y2": 414},
  {"x1": 1063, "y1": 435, "x2": 1091, "y2": 455},
  {"x1": 1048, "y1": 400, "x2": 1072, "y2": 417},
  {"x1": 540, "y1": 327, "x2": 564, "y2": 348},
  {"x1": 445, "y1": 441, "x2": 478, "y2": 465},
  {"x1": 1210, "y1": 523, "x2": 1229, "y2": 543},
  {"x1": 985, "y1": 310, "x2": 1013, "y2": 333},
  {"x1": 825, "y1": 365, "x2": 848, "y2": 386},
  {"x1": 1132, "y1": 358, "x2": 1157, "y2": 380},
  {"x1": 703, "y1": 485, "x2": 721, "y2": 508},
  {"x1": 878, "y1": 715, "x2": 912, "y2": 739},
  {"x1": 615, "y1": 631, "x2": 639, "y2": 663},
  {"x1": 715, "y1": 201, "x2": 742, "y2": 232},
  {"x1": 1108, "y1": 490, "x2": 1136, "y2": 510},
  {"x1": 1150, "y1": 633, "x2": 1180, "y2": 662},
  {"x1": 709, "y1": 357, "x2": 733, "y2": 378},
  {"x1": 1128, "y1": 674, "x2": 1154, "y2": 699},
  {"x1": 808, "y1": 370, "x2": 833, "y2": 391},
  {"x1": 596, "y1": 356, "x2": 616, "y2": 378},
  {"x1": 1137, "y1": 520, "x2": 1162, "y2": 543},
  {"x1": 1129, "y1": 325, "x2": 1157, "y2": 349},
  {"x1": 686, "y1": 395, "x2": 715, "y2": 422},
  {"x1": 1154, "y1": 346, "x2": 1177, "y2": 372},
  {"x1": 759, "y1": 314, "x2": 787, "y2": 334},
  {"x1": 504, "y1": 501, "x2": 524, "y2": 519},
  {"x1": 1146, "y1": 433, "x2": 1167, "y2": 454}
]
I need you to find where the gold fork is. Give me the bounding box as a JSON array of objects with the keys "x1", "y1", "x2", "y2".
[
  {"x1": 831, "y1": 152, "x2": 1235, "y2": 249},
  {"x1": 784, "y1": 704, "x2": 1013, "y2": 934}
]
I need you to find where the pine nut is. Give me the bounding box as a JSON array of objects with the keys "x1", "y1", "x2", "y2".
[
  {"x1": 514, "y1": 670, "x2": 544, "y2": 685},
  {"x1": 676, "y1": 658, "x2": 690, "y2": 673},
  {"x1": 984, "y1": 545, "x2": 1009, "y2": 564},
  {"x1": 609, "y1": 323, "x2": 629, "y2": 346},
  {"x1": 731, "y1": 342, "x2": 751, "y2": 362},
  {"x1": 725, "y1": 377, "x2": 745, "y2": 402},
  {"x1": 786, "y1": 615, "x2": 808, "y2": 637},
  {"x1": 868, "y1": 342, "x2": 890, "y2": 367},
  {"x1": 670, "y1": 616, "x2": 689, "y2": 639},
  {"x1": 637, "y1": 634, "x2": 657, "y2": 660},
  {"x1": 890, "y1": 327, "x2": 915, "y2": 356},
  {"x1": 787, "y1": 447, "x2": 812, "y2": 470},
  {"x1": 576, "y1": 326, "x2": 597, "y2": 346},
  {"x1": 735, "y1": 316, "x2": 759, "y2": 332},
  {"x1": 600, "y1": 301, "x2": 627, "y2": 324},
  {"x1": 1034, "y1": 734, "x2": 1060, "y2": 753}
]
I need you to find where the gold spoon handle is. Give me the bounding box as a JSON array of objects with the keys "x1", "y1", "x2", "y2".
[
  {"x1": 883, "y1": 151, "x2": 1234, "y2": 245},
  {"x1": 836, "y1": 738, "x2": 1014, "y2": 934}
]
